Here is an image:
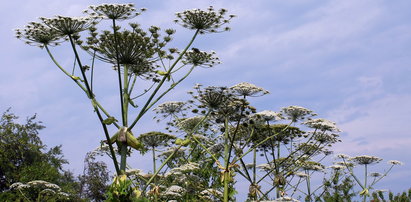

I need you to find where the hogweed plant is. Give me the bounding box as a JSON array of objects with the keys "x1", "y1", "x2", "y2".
[
  {"x1": 9, "y1": 180, "x2": 70, "y2": 201},
  {"x1": 141, "y1": 83, "x2": 345, "y2": 201},
  {"x1": 334, "y1": 154, "x2": 403, "y2": 202},
  {"x1": 16, "y1": 3, "x2": 235, "y2": 201},
  {"x1": 14, "y1": 3, "x2": 405, "y2": 202}
]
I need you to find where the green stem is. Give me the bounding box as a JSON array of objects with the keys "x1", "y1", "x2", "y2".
[
  {"x1": 123, "y1": 65, "x2": 129, "y2": 126},
  {"x1": 226, "y1": 97, "x2": 246, "y2": 169},
  {"x1": 223, "y1": 118, "x2": 230, "y2": 202},
  {"x1": 152, "y1": 146, "x2": 157, "y2": 174},
  {"x1": 306, "y1": 170, "x2": 311, "y2": 201},
  {"x1": 45, "y1": 45, "x2": 87, "y2": 93},
  {"x1": 363, "y1": 164, "x2": 368, "y2": 202},
  {"x1": 90, "y1": 50, "x2": 96, "y2": 93},
  {"x1": 371, "y1": 165, "x2": 394, "y2": 186},
  {"x1": 67, "y1": 36, "x2": 120, "y2": 174},
  {"x1": 112, "y1": 19, "x2": 126, "y2": 127},
  {"x1": 128, "y1": 75, "x2": 137, "y2": 95},
  {"x1": 253, "y1": 148, "x2": 257, "y2": 184},
  {"x1": 46, "y1": 47, "x2": 114, "y2": 121}
]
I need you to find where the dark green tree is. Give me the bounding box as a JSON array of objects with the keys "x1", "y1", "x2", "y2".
[
  {"x1": 0, "y1": 109, "x2": 79, "y2": 200},
  {"x1": 78, "y1": 152, "x2": 110, "y2": 202}
]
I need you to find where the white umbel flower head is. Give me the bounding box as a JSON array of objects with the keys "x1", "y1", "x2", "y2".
[
  {"x1": 177, "y1": 116, "x2": 205, "y2": 132},
  {"x1": 294, "y1": 172, "x2": 309, "y2": 178},
  {"x1": 369, "y1": 172, "x2": 382, "y2": 177},
  {"x1": 304, "y1": 118, "x2": 340, "y2": 132},
  {"x1": 86, "y1": 3, "x2": 144, "y2": 20},
  {"x1": 170, "y1": 162, "x2": 200, "y2": 173},
  {"x1": 175, "y1": 6, "x2": 235, "y2": 33},
  {"x1": 166, "y1": 185, "x2": 185, "y2": 193},
  {"x1": 230, "y1": 82, "x2": 269, "y2": 97},
  {"x1": 329, "y1": 164, "x2": 346, "y2": 170},
  {"x1": 9, "y1": 182, "x2": 24, "y2": 190},
  {"x1": 183, "y1": 49, "x2": 220, "y2": 67},
  {"x1": 15, "y1": 22, "x2": 64, "y2": 48},
  {"x1": 41, "y1": 16, "x2": 94, "y2": 35},
  {"x1": 273, "y1": 196, "x2": 300, "y2": 202},
  {"x1": 154, "y1": 101, "x2": 185, "y2": 115},
  {"x1": 336, "y1": 154, "x2": 350, "y2": 160},
  {"x1": 281, "y1": 106, "x2": 316, "y2": 122},
  {"x1": 252, "y1": 110, "x2": 282, "y2": 122},
  {"x1": 388, "y1": 160, "x2": 404, "y2": 165},
  {"x1": 200, "y1": 188, "x2": 223, "y2": 198},
  {"x1": 350, "y1": 155, "x2": 382, "y2": 165}
]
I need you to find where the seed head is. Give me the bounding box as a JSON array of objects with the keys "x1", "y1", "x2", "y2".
[
  {"x1": 388, "y1": 160, "x2": 404, "y2": 165},
  {"x1": 230, "y1": 82, "x2": 269, "y2": 97},
  {"x1": 86, "y1": 3, "x2": 142, "y2": 20},
  {"x1": 175, "y1": 6, "x2": 235, "y2": 34},
  {"x1": 15, "y1": 22, "x2": 64, "y2": 48},
  {"x1": 41, "y1": 16, "x2": 94, "y2": 35},
  {"x1": 281, "y1": 106, "x2": 316, "y2": 122},
  {"x1": 183, "y1": 49, "x2": 220, "y2": 67},
  {"x1": 349, "y1": 155, "x2": 382, "y2": 165},
  {"x1": 304, "y1": 118, "x2": 340, "y2": 132},
  {"x1": 138, "y1": 131, "x2": 176, "y2": 148},
  {"x1": 251, "y1": 110, "x2": 282, "y2": 122}
]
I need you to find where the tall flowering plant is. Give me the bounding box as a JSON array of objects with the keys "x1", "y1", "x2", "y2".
[{"x1": 16, "y1": 3, "x2": 234, "y2": 177}]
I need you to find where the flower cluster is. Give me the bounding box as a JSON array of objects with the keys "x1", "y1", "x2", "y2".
[
  {"x1": 85, "y1": 3, "x2": 144, "y2": 20},
  {"x1": 328, "y1": 164, "x2": 346, "y2": 170},
  {"x1": 15, "y1": 22, "x2": 64, "y2": 47},
  {"x1": 349, "y1": 155, "x2": 382, "y2": 165},
  {"x1": 304, "y1": 118, "x2": 340, "y2": 132},
  {"x1": 169, "y1": 162, "x2": 200, "y2": 174},
  {"x1": 125, "y1": 168, "x2": 144, "y2": 176},
  {"x1": 388, "y1": 160, "x2": 404, "y2": 165},
  {"x1": 200, "y1": 188, "x2": 223, "y2": 200},
  {"x1": 182, "y1": 49, "x2": 220, "y2": 67},
  {"x1": 138, "y1": 131, "x2": 176, "y2": 148},
  {"x1": 369, "y1": 172, "x2": 382, "y2": 177},
  {"x1": 10, "y1": 182, "x2": 27, "y2": 190},
  {"x1": 230, "y1": 82, "x2": 270, "y2": 97},
  {"x1": 177, "y1": 116, "x2": 205, "y2": 132},
  {"x1": 27, "y1": 180, "x2": 61, "y2": 191},
  {"x1": 40, "y1": 16, "x2": 94, "y2": 35},
  {"x1": 154, "y1": 101, "x2": 186, "y2": 117},
  {"x1": 312, "y1": 132, "x2": 340, "y2": 144},
  {"x1": 300, "y1": 161, "x2": 325, "y2": 171},
  {"x1": 175, "y1": 6, "x2": 235, "y2": 33},
  {"x1": 294, "y1": 172, "x2": 309, "y2": 178},
  {"x1": 251, "y1": 110, "x2": 282, "y2": 122},
  {"x1": 157, "y1": 147, "x2": 187, "y2": 160},
  {"x1": 197, "y1": 86, "x2": 233, "y2": 110},
  {"x1": 89, "y1": 30, "x2": 156, "y2": 66},
  {"x1": 272, "y1": 196, "x2": 300, "y2": 202},
  {"x1": 281, "y1": 106, "x2": 316, "y2": 122},
  {"x1": 162, "y1": 185, "x2": 186, "y2": 198}
]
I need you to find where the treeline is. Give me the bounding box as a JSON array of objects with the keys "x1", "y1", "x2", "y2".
[{"x1": 0, "y1": 110, "x2": 110, "y2": 201}]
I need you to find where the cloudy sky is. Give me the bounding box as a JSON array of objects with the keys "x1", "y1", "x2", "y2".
[{"x1": 1, "y1": 0, "x2": 410, "y2": 198}]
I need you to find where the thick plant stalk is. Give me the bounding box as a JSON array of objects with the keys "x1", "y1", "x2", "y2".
[
  {"x1": 223, "y1": 118, "x2": 230, "y2": 202},
  {"x1": 68, "y1": 35, "x2": 121, "y2": 174},
  {"x1": 363, "y1": 164, "x2": 368, "y2": 202}
]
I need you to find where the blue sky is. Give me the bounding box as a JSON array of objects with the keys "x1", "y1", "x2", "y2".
[{"x1": 1, "y1": 0, "x2": 411, "y2": 198}]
